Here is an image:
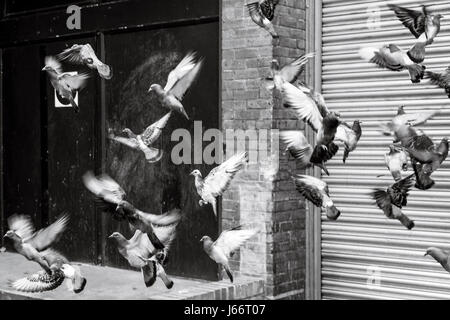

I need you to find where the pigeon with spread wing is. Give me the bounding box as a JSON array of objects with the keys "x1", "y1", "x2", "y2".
[
  {"x1": 4, "y1": 214, "x2": 70, "y2": 274},
  {"x1": 57, "y1": 43, "x2": 113, "y2": 80},
  {"x1": 425, "y1": 66, "x2": 450, "y2": 98},
  {"x1": 387, "y1": 4, "x2": 443, "y2": 45},
  {"x1": 108, "y1": 112, "x2": 171, "y2": 163},
  {"x1": 246, "y1": 0, "x2": 279, "y2": 39},
  {"x1": 266, "y1": 53, "x2": 315, "y2": 91},
  {"x1": 293, "y1": 175, "x2": 341, "y2": 221},
  {"x1": 110, "y1": 222, "x2": 179, "y2": 289},
  {"x1": 42, "y1": 56, "x2": 90, "y2": 113},
  {"x1": 372, "y1": 174, "x2": 416, "y2": 230},
  {"x1": 425, "y1": 248, "x2": 450, "y2": 274},
  {"x1": 190, "y1": 152, "x2": 249, "y2": 217},
  {"x1": 149, "y1": 52, "x2": 203, "y2": 120},
  {"x1": 11, "y1": 249, "x2": 87, "y2": 294},
  {"x1": 201, "y1": 226, "x2": 258, "y2": 283},
  {"x1": 359, "y1": 44, "x2": 427, "y2": 83}
]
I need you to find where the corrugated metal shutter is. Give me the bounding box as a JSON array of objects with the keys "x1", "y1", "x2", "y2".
[{"x1": 320, "y1": 0, "x2": 450, "y2": 300}]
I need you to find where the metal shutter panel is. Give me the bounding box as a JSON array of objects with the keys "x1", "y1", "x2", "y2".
[{"x1": 321, "y1": 0, "x2": 450, "y2": 300}]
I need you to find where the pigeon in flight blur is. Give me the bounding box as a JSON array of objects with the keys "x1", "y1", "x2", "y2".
[
  {"x1": 425, "y1": 67, "x2": 450, "y2": 98},
  {"x1": 57, "y1": 43, "x2": 113, "y2": 80},
  {"x1": 372, "y1": 174, "x2": 416, "y2": 230},
  {"x1": 379, "y1": 145, "x2": 409, "y2": 182},
  {"x1": 190, "y1": 152, "x2": 249, "y2": 217},
  {"x1": 280, "y1": 131, "x2": 332, "y2": 176},
  {"x1": 149, "y1": 52, "x2": 203, "y2": 120},
  {"x1": 82, "y1": 172, "x2": 181, "y2": 252},
  {"x1": 425, "y1": 247, "x2": 450, "y2": 274},
  {"x1": 108, "y1": 112, "x2": 171, "y2": 163},
  {"x1": 4, "y1": 214, "x2": 70, "y2": 274},
  {"x1": 378, "y1": 105, "x2": 439, "y2": 141},
  {"x1": 335, "y1": 121, "x2": 362, "y2": 163},
  {"x1": 359, "y1": 44, "x2": 426, "y2": 83},
  {"x1": 110, "y1": 225, "x2": 178, "y2": 289},
  {"x1": 266, "y1": 53, "x2": 315, "y2": 91},
  {"x1": 293, "y1": 175, "x2": 341, "y2": 220},
  {"x1": 387, "y1": 4, "x2": 443, "y2": 45},
  {"x1": 246, "y1": 0, "x2": 279, "y2": 39},
  {"x1": 11, "y1": 249, "x2": 87, "y2": 294},
  {"x1": 42, "y1": 56, "x2": 90, "y2": 113},
  {"x1": 282, "y1": 82, "x2": 341, "y2": 164},
  {"x1": 201, "y1": 226, "x2": 258, "y2": 283}
]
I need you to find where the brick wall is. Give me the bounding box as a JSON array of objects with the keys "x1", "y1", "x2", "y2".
[{"x1": 221, "y1": 0, "x2": 308, "y2": 300}]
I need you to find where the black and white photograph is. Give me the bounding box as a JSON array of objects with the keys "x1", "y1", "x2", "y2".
[{"x1": 0, "y1": 0, "x2": 449, "y2": 305}]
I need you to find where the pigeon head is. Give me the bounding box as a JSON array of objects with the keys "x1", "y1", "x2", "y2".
[
  {"x1": 434, "y1": 14, "x2": 444, "y2": 22},
  {"x1": 148, "y1": 84, "x2": 163, "y2": 93},
  {"x1": 3, "y1": 230, "x2": 20, "y2": 241},
  {"x1": 190, "y1": 170, "x2": 202, "y2": 177},
  {"x1": 122, "y1": 128, "x2": 134, "y2": 137},
  {"x1": 108, "y1": 232, "x2": 126, "y2": 242},
  {"x1": 200, "y1": 236, "x2": 213, "y2": 246},
  {"x1": 271, "y1": 59, "x2": 280, "y2": 70}
]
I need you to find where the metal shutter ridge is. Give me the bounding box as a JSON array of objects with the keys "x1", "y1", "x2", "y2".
[{"x1": 320, "y1": 0, "x2": 450, "y2": 300}]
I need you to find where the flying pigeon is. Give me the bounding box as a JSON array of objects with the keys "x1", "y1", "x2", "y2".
[
  {"x1": 379, "y1": 145, "x2": 409, "y2": 182},
  {"x1": 281, "y1": 82, "x2": 341, "y2": 164},
  {"x1": 201, "y1": 226, "x2": 258, "y2": 283},
  {"x1": 280, "y1": 131, "x2": 332, "y2": 176},
  {"x1": 387, "y1": 4, "x2": 443, "y2": 45},
  {"x1": 11, "y1": 249, "x2": 87, "y2": 294},
  {"x1": 82, "y1": 172, "x2": 181, "y2": 251},
  {"x1": 57, "y1": 43, "x2": 113, "y2": 80},
  {"x1": 246, "y1": 0, "x2": 279, "y2": 39},
  {"x1": 42, "y1": 56, "x2": 90, "y2": 113},
  {"x1": 378, "y1": 106, "x2": 439, "y2": 141},
  {"x1": 266, "y1": 53, "x2": 315, "y2": 91},
  {"x1": 372, "y1": 174, "x2": 416, "y2": 230},
  {"x1": 148, "y1": 52, "x2": 203, "y2": 120},
  {"x1": 4, "y1": 214, "x2": 70, "y2": 274},
  {"x1": 425, "y1": 67, "x2": 450, "y2": 98},
  {"x1": 108, "y1": 112, "x2": 171, "y2": 163},
  {"x1": 425, "y1": 247, "x2": 450, "y2": 273},
  {"x1": 109, "y1": 225, "x2": 178, "y2": 289},
  {"x1": 293, "y1": 175, "x2": 341, "y2": 220},
  {"x1": 359, "y1": 44, "x2": 427, "y2": 83},
  {"x1": 190, "y1": 152, "x2": 249, "y2": 217},
  {"x1": 335, "y1": 120, "x2": 362, "y2": 163}
]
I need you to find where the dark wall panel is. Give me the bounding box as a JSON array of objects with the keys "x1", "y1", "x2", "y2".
[
  {"x1": 4, "y1": 0, "x2": 93, "y2": 16},
  {"x1": 104, "y1": 21, "x2": 220, "y2": 280}
]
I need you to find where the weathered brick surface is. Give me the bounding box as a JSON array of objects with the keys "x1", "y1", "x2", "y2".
[{"x1": 221, "y1": 0, "x2": 307, "y2": 300}]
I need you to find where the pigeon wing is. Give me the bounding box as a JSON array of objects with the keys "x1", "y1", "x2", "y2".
[
  {"x1": 387, "y1": 4, "x2": 426, "y2": 38},
  {"x1": 281, "y1": 82, "x2": 323, "y2": 132},
  {"x1": 109, "y1": 135, "x2": 140, "y2": 150},
  {"x1": 82, "y1": 171, "x2": 126, "y2": 205},
  {"x1": 279, "y1": 131, "x2": 313, "y2": 166},
  {"x1": 44, "y1": 56, "x2": 63, "y2": 74},
  {"x1": 141, "y1": 112, "x2": 172, "y2": 145},
  {"x1": 25, "y1": 214, "x2": 70, "y2": 251},
  {"x1": 426, "y1": 70, "x2": 450, "y2": 89},
  {"x1": 7, "y1": 215, "x2": 36, "y2": 240},
  {"x1": 372, "y1": 189, "x2": 392, "y2": 217},
  {"x1": 169, "y1": 58, "x2": 204, "y2": 101},
  {"x1": 214, "y1": 228, "x2": 258, "y2": 258},
  {"x1": 56, "y1": 45, "x2": 84, "y2": 64},
  {"x1": 203, "y1": 152, "x2": 249, "y2": 198},
  {"x1": 164, "y1": 52, "x2": 197, "y2": 93},
  {"x1": 59, "y1": 72, "x2": 90, "y2": 91},
  {"x1": 279, "y1": 53, "x2": 314, "y2": 83},
  {"x1": 11, "y1": 269, "x2": 65, "y2": 293},
  {"x1": 293, "y1": 176, "x2": 325, "y2": 208},
  {"x1": 389, "y1": 174, "x2": 415, "y2": 208}
]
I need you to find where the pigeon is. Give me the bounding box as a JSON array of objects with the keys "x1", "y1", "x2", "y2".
[
  {"x1": 108, "y1": 112, "x2": 171, "y2": 163},
  {"x1": 4, "y1": 214, "x2": 70, "y2": 274},
  {"x1": 387, "y1": 4, "x2": 443, "y2": 45},
  {"x1": 201, "y1": 226, "x2": 258, "y2": 283},
  {"x1": 279, "y1": 131, "x2": 332, "y2": 175},
  {"x1": 372, "y1": 174, "x2": 416, "y2": 230},
  {"x1": 11, "y1": 249, "x2": 87, "y2": 294},
  {"x1": 359, "y1": 44, "x2": 426, "y2": 83},
  {"x1": 246, "y1": 0, "x2": 279, "y2": 39},
  {"x1": 378, "y1": 106, "x2": 439, "y2": 141},
  {"x1": 335, "y1": 120, "x2": 362, "y2": 163},
  {"x1": 82, "y1": 172, "x2": 181, "y2": 251},
  {"x1": 266, "y1": 53, "x2": 315, "y2": 91},
  {"x1": 190, "y1": 152, "x2": 249, "y2": 217},
  {"x1": 56, "y1": 43, "x2": 113, "y2": 80},
  {"x1": 425, "y1": 247, "x2": 450, "y2": 273},
  {"x1": 148, "y1": 52, "x2": 203, "y2": 120},
  {"x1": 42, "y1": 56, "x2": 90, "y2": 113},
  {"x1": 293, "y1": 175, "x2": 341, "y2": 220},
  {"x1": 109, "y1": 225, "x2": 178, "y2": 289},
  {"x1": 379, "y1": 145, "x2": 409, "y2": 182},
  {"x1": 281, "y1": 82, "x2": 340, "y2": 164},
  {"x1": 425, "y1": 67, "x2": 450, "y2": 98}
]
